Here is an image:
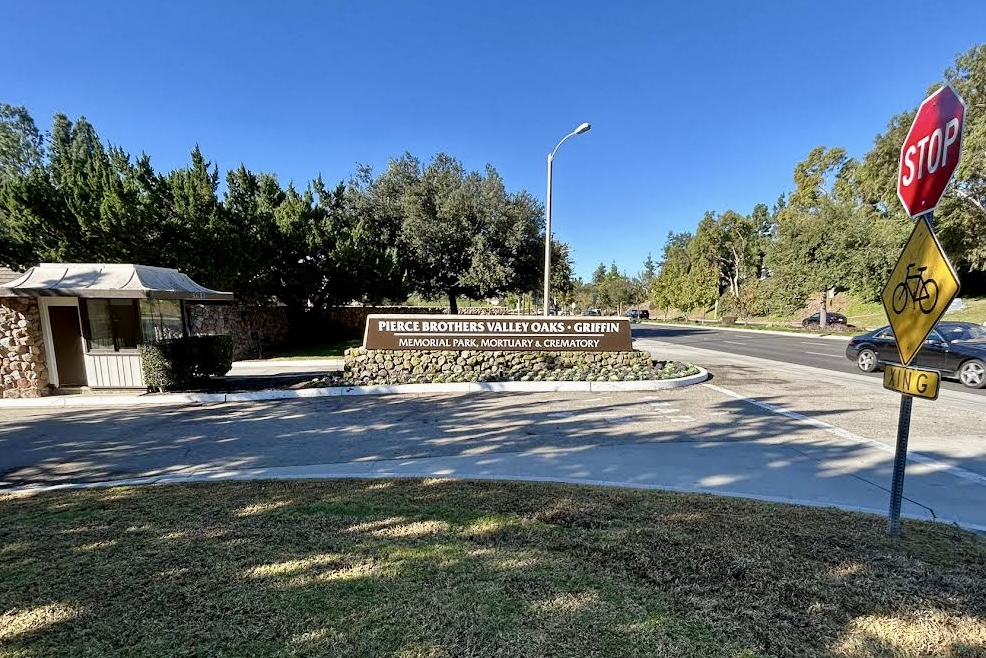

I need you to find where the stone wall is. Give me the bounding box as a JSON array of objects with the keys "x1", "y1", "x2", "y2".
[
  {"x1": 326, "y1": 305, "x2": 510, "y2": 335},
  {"x1": 326, "y1": 306, "x2": 444, "y2": 336},
  {"x1": 186, "y1": 304, "x2": 291, "y2": 360},
  {"x1": 0, "y1": 298, "x2": 50, "y2": 398},
  {"x1": 186, "y1": 304, "x2": 516, "y2": 359},
  {"x1": 345, "y1": 348, "x2": 654, "y2": 385}
]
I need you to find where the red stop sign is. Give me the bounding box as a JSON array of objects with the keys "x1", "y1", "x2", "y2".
[{"x1": 897, "y1": 84, "x2": 966, "y2": 218}]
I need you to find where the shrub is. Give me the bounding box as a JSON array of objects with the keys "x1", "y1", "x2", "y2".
[
  {"x1": 738, "y1": 279, "x2": 777, "y2": 317},
  {"x1": 140, "y1": 335, "x2": 234, "y2": 391},
  {"x1": 717, "y1": 293, "x2": 741, "y2": 318}
]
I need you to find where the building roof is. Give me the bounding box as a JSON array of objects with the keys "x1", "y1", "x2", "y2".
[
  {"x1": 0, "y1": 267, "x2": 21, "y2": 286},
  {"x1": 0, "y1": 263, "x2": 234, "y2": 301}
]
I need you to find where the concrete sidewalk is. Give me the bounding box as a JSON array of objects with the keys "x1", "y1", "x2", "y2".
[
  {"x1": 0, "y1": 369, "x2": 710, "y2": 408},
  {"x1": 4, "y1": 378, "x2": 985, "y2": 532},
  {"x1": 4, "y1": 341, "x2": 985, "y2": 534},
  {"x1": 9, "y1": 422, "x2": 979, "y2": 531},
  {"x1": 227, "y1": 358, "x2": 343, "y2": 375}
]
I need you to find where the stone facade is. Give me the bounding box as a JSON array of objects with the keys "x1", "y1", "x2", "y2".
[
  {"x1": 326, "y1": 306, "x2": 443, "y2": 335},
  {"x1": 186, "y1": 304, "x2": 291, "y2": 361},
  {"x1": 326, "y1": 305, "x2": 509, "y2": 335},
  {"x1": 345, "y1": 348, "x2": 654, "y2": 385},
  {"x1": 0, "y1": 298, "x2": 50, "y2": 398}
]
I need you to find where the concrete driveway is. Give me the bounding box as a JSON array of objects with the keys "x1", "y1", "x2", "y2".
[{"x1": 3, "y1": 340, "x2": 986, "y2": 531}]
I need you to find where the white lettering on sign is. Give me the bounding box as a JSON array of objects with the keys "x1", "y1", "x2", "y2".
[
  {"x1": 379, "y1": 320, "x2": 421, "y2": 332},
  {"x1": 478, "y1": 338, "x2": 536, "y2": 348},
  {"x1": 572, "y1": 322, "x2": 619, "y2": 333},
  {"x1": 901, "y1": 117, "x2": 961, "y2": 186},
  {"x1": 420, "y1": 321, "x2": 485, "y2": 332},
  {"x1": 542, "y1": 338, "x2": 601, "y2": 349},
  {"x1": 486, "y1": 321, "x2": 529, "y2": 332},
  {"x1": 398, "y1": 337, "x2": 450, "y2": 348},
  {"x1": 926, "y1": 128, "x2": 942, "y2": 174}
]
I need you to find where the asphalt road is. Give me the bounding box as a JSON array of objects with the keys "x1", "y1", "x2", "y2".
[{"x1": 631, "y1": 323, "x2": 985, "y2": 396}]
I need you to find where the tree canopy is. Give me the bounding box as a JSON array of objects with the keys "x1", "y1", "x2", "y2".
[
  {"x1": 648, "y1": 43, "x2": 986, "y2": 317},
  {"x1": 0, "y1": 112, "x2": 554, "y2": 315}
]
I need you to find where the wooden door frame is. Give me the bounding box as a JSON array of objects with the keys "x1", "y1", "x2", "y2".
[{"x1": 38, "y1": 297, "x2": 85, "y2": 388}]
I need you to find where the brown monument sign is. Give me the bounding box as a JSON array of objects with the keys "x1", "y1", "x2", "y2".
[{"x1": 363, "y1": 314, "x2": 633, "y2": 351}]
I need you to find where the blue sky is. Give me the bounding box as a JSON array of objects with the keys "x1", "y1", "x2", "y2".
[{"x1": 3, "y1": 1, "x2": 985, "y2": 281}]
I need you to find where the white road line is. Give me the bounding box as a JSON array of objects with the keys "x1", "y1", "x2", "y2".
[
  {"x1": 804, "y1": 351, "x2": 835, "y2": 357},
  {"x1": 704, "y1": 382, "x2": 986, "y2": 487},
  {"x1": 722, "y1": 340, "x2": 746, "y2": 345}
]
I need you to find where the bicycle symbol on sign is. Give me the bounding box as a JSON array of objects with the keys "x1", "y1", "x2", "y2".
[{"x1": 891, "y1": 263, "x2": 939, "y2": 315}]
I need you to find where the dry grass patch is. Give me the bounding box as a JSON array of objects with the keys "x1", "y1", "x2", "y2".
[{"x1": 1, "y1": 479, "x2": 984, "y2": 657}]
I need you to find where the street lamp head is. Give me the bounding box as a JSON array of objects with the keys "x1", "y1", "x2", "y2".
[{"x1": 574, "y1": 122, "x2": 591, "y2": 135}]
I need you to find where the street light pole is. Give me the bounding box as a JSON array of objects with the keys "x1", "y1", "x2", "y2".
[{"x1": 543, "y1": 122, "x2": 591, "y2": 316}]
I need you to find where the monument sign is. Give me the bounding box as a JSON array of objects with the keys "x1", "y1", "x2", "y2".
[{"x1": 364, "y1": 314, "x2": 633, "y2": 351}]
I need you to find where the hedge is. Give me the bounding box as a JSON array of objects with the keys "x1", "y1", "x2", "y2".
[{"x1": 139, "y1": 335, "x2": 234, "y2": 391}]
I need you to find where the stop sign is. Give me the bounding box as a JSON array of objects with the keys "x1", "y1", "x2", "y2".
[{"x1": 897, "y1": 84, "x2": 966, "y2": 218}]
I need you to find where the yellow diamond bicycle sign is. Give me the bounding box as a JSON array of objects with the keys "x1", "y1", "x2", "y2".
[{"x1": 880, "y1": 215, "x2": 960, "y2": 366}]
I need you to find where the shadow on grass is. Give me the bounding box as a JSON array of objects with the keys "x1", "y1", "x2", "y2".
[
  {"x1": 1, "y1": 479, "x2": 984, "y2": 657},
  {"x1": 3, "y1": 377, "x2": 986, "y2": 655}
]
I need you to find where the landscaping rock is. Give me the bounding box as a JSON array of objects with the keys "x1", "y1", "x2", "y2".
[{"x1": 333, "y1": 347, "x2": 697, "y2": 387}]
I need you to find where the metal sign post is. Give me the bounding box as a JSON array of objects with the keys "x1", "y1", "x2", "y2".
[
  {"x1": 885, "y1": 210, "x2": 933, "y2": 537},
  {"x1": 884, "y1": 210, "x2": 959, "y2": 535},
  {"x1": 885, "y1": 210, "x2": 955, "y2": 536},
  {"x1": 887, "y1": 391, "x2": 913, "y2": 536},
  {"x1": 883, "y1": 83, "x2": 967, "y2": 537}
]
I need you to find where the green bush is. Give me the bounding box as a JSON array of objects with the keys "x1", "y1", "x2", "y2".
[
  {"x1": 738, "y1": 279, "x2": 776, "y2": 317},
  {"x1": 140, "y1": 335, "x2": 234, "y2": 391}
]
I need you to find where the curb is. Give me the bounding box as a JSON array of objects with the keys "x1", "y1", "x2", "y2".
[
  {"x1": 5, "y1": 469, "x2": 981, "y2": 533},
  {"x1": 0, "y1": 368, "x2": 710, "y2": 409},
  {"x1": 229, "y1": 358, "x2": 344, "y2": 369}
]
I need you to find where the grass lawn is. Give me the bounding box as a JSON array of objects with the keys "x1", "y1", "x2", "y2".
[
  {"x1": 266, "y1": 339, "x2": 362, "y2": 360},
  {"x1": 838, "y1": 296, "x2": 986, "y2": 330},
  {"x1": 649, "y1": 296, "x2": 986, "y2": 334},
  {"x1": 2, "y1": 480, "x2": 984, "y2": 657}
]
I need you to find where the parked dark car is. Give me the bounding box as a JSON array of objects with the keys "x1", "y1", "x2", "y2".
[
  {"x1": 801, "y1": 311, "x2": 847, "y2": 328},
  {"x1": 584, "y1": 308, "x2": 601, "y2": 316},
  {"x1": 845, "y1": 321, "x2": 986, "y2": 389},
  {"x1": 625, "y1": 309, "x2": 649, "y2": 320}
]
